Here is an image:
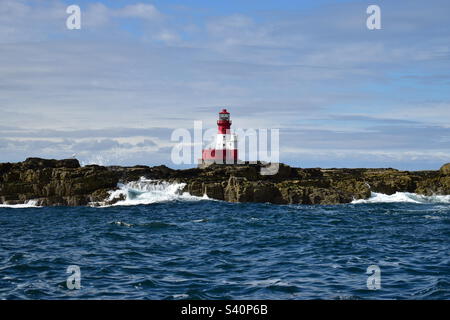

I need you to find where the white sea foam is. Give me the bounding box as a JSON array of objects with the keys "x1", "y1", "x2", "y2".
[
  {"x1": 245, "y1": 278, "x2": 291, "y2": 287},
  {"x1": 0, "y1": 200, "x2": 40, "y2": 208},
  {"x1": 352, "y1": 192, "x2": 450, "y2": 204},
  {"x1": 103, "y1": 178, "x2": 209, "y2": 206}
]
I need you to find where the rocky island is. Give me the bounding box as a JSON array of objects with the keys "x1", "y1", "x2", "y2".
[{"x1": 1, "y1": 158, "x2": 449, "y2": 206}]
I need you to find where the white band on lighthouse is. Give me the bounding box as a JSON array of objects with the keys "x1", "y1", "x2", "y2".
[{"x1": 215, "y1": 134, "x2": 238, "y2": 150}]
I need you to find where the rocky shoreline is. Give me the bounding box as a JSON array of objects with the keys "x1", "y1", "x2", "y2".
[{"x1": 1, "y1": 158, "x2": 449, "y2": 206}]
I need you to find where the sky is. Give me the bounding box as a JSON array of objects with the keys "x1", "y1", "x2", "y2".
[{"x1": 0, "y1": 0, "x2": 449, "y2": 170}]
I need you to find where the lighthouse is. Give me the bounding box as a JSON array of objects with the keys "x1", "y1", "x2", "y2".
[{"x1": 201, "y1": 109, "x2": 238, "y2": 164}]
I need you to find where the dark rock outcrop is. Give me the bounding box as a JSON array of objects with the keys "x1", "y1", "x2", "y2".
[
  {"x1": 440, "y1": 163, "x2": 450, "y2": 175},
  {"x1": 0, "y1": 158, "x2": 449, "y2": 206},
  {"x1": 0, "y1": 158, "x2": 118, "y2": 206}
]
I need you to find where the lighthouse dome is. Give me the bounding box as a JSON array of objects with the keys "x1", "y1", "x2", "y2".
[{"x1": 219, "y1": 109, "x2": 230, "y2": 121}]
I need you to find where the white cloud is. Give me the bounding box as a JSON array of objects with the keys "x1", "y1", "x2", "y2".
[
  {"x1": 82, "y1": 3, "x2": 111, "y2": 28},
  {"x1": 0, "y1": 0, "x2": 449, "y2": 169},
  {"x1": 118, "y1": 3, "x2": 163, "y2": 20},
  {"x1": 0, "y1": 1, "x2": 168, "y2": 41}
]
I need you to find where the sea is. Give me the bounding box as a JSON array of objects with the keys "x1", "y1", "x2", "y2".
[{"x1": 0, "y1": 180, "x2": 449, "y2": 300}]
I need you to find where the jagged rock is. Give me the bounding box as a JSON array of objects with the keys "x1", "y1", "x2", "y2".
[
  {"x1": 252, "y1": 182, "x2": 284, "y2": 203},
  {"x1": 23, "y1": 157, "x2": 80, "y2": 169},
  {"x1": 277, "y1": 182, "x2": 306, "y2": 204},
  {"x1": 440, "y1": 163, "x2": 450, "y2": 175},
  {"x1": 187, "y1": 181, "x2": 203, "y2": 197},
  {"x1": 204, "y1": 183, "x2": 224, "y2": 200},
  {"x1": 0, "y1": 158, "x2": 449, "y2": 206},
  {"x1": 224, "y1": 176, "x2": 253, "y2": 202},
  {"x1": 0, "y1": 158, "x2": 117, "y2": 206},
  {"x1": 221, "y1": 177, "x2": 284, "y2": 203}
]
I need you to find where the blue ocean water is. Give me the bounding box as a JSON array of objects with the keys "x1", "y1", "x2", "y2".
[{"x1": 0, "y1": 186, "x2": 449, "y2": 300}]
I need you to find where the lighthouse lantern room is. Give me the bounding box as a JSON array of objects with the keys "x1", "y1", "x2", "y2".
[{"x1": 201, "y1": 109, "x2": 238, "y2": 164}]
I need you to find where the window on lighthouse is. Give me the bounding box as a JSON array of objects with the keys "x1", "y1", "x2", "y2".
[{"x1": 219, "y1": 113, "x2": 230, "y2": 120}]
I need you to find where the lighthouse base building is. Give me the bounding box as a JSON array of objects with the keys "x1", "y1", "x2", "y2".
[{"x1": 201, "y1": 109, "x2": 238, "y2": 165}]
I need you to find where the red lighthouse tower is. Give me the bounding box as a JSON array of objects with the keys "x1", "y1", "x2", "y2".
[{"x1": 201, "y1": 109, "x2": 238, "y2": 164}]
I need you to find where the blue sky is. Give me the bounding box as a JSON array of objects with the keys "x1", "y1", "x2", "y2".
[{"x1": 0, "y1": 0, "x2": 449, "y2": 170}]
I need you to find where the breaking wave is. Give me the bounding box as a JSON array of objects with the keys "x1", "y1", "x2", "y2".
[
  {"x1": 352, "y1": 192, "x2": 450, "y2": 204},
  {"x1": 104, "y1": 178, "x2": 209, "y2": 206},
  {"x1": 0, "y1": 200, "x2": 40, "y2": 208}
]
